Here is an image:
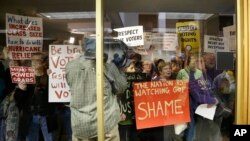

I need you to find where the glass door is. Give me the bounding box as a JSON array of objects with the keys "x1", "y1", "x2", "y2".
[{"x1": 103, "y1": 1, "x2": 236, "y2": 141}]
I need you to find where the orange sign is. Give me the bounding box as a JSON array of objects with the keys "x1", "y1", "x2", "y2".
[{"x1": 133, "y1": 80, "x2": 190, "y2": 129}]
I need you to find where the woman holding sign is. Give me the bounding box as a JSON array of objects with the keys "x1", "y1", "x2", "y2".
[
  {"x1": 176, "y1": 54, "x2": 219, "y2": 141},
  {"x1": 153, "y1": 61, "x2": 174, "y2": 81},
  {"x1": 151, "y1": 61, "x2": 177, "y2": 141},
  {"x1": 138, "y1": 60, "x2": 176, "y2": 141}
]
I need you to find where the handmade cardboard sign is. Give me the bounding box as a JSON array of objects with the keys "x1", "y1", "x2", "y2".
[{"x1": 133, "y1": 80, "x2": 190, "y2": 129}]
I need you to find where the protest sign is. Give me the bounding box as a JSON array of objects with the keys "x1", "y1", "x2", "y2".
[
  {"x1": 133, "y1": 80, "x2": 190, "y2": 129},
  {"x1": 118, "y1": 73, "x2": 149, "y2": 125},
  {"x1": 49, "y1": 45, "x2": 81, "y2": 102},
  {"x1": 204, "y1": 35, "x2": 228, "y2": 53},
  {"x1": 6, "y1": 13, "x2": 43, "y2": 60},
  {"x1": 114, "y1": 26, "x2": 144, "y2": 47},
  {"x1": 223, "y1": 25, "x2": 236, "y2": 52},
  {"x1": 176, "y1": 21, "x2": 200, "y2": 54},
  {"x1": 10, "y1": 66, "x2": 35, "y2": 84}
]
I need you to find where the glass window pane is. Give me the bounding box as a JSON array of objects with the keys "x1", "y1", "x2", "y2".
[
  {"x1": 0, "y1": 0, "x2": 236, "y2": 141},
  {"x1": 104, "y1": 1, "x2": 236, "y2": 141}
]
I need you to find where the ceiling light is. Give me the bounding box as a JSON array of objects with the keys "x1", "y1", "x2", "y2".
[
  {"x1": 68, "y1": 21, "x2": 112, "y2": 35},
  {"x1": 158, "y1": 12, "x2": 213, "y2": 20},
  {"x1": 0, "y1": 29, "x2": 6, "y2": 33},
  {"x1": 152, "y1": 28, "x2": 176, "y2": 33},
  {"x1": 69, "y1": 37, "x2": 75, "y2": 44},
  {"x1": 39, "y1": 12, "x2": 95, "y2": 19},
  {"x1": 70, "y1": 28, "x2": 112, "y2": 35}
]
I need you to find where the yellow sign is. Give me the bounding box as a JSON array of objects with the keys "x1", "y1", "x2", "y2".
[{"x1": 176, "y1": 21, "x2": 200, "y2": 54}]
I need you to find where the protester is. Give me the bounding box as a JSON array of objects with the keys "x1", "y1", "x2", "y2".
[
  {"x1": 151, "y1": 61, "x2": 176, "y2": 141},
  {"x1": 27, "y1": 52, "x2": 57, "y2": 141},
  {"x1": 66, "y1": 38, "x2": 127, "y2": 141},
  {"x1": 177, "y1": 54, "x2": 218, "y2": 141}
]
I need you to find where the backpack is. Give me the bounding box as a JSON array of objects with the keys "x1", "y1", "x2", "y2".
[
  {"x1": 0, "y1": 61, "x2": 5, "y2": 102},
  {"x1": 5, "y1": 100, "x2": 19, "y2": 141},
  {"x1": 0, "y1": 91, "x2": 19, "y2": 141},
  {"x1": 0, "y1": 93, "x2": 13, "y2": 119}
]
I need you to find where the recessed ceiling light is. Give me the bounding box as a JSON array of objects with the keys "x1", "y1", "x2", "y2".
[
  {"x1": 69, "y1": 37, "x2": 75, "y2": 44},
  {"x1": 158, "y1": 12, "x2": 213, "y2": 20},
  {"x1": 39, "y1": 12, "x2": 96, "y2": 19},
  {"x1": 70, "y1": 28, "x2": 112, "y2": 35}
]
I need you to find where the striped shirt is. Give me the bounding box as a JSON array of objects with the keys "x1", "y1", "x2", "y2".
[{"x1": 66, "y1": 58, "x2": 127, "y2": 139}]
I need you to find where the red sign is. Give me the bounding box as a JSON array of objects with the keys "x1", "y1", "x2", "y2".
[
  {"x1": 133, "y1": 80, "x2": 190, "y2": 129},
  {"x1": 10, "y1": 66, "x2": 35, "y2": 84}
]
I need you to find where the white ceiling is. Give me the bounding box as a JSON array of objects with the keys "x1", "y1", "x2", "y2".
[{"x1": 0, "y1": 0, "x2": 235, "y2": 40}]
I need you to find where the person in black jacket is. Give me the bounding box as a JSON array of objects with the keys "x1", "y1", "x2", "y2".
[{"x1": 14, "y1": 53, "x2": 56, "y2": 141}]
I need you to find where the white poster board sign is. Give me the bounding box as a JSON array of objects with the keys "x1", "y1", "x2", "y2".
[
  {"x1": 143, "y1": 32, "x2": 152, "y2": 49},
  {"x1": 151, "y1": 33, "x2": 178, "y2": 51},
  {"x1": 162, "y1": 33, "x2": 178, "y2": 51},
  {"x1": 6, "y1": 13, "x2": 43, "y2": 60},
  {"x1": 223, "y1": 25, "x2": 236, "y2": 52},
  {"x1": 151, "y1": 33, "x2": 163, "y2": 49},
  {"x1": 204, "y1": 35, "x2": 228, "y2": 53},
  {"x1": 49, "y1": 45, "x2": 81, "y2": 102},
  {"x1": 114, "y1": 26, "x2": 144, "y2": 47}
]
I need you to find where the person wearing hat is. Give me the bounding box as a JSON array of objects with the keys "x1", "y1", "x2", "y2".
[{"x1": 66, "y1": 38, "x2": 127, "y2": 141}]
